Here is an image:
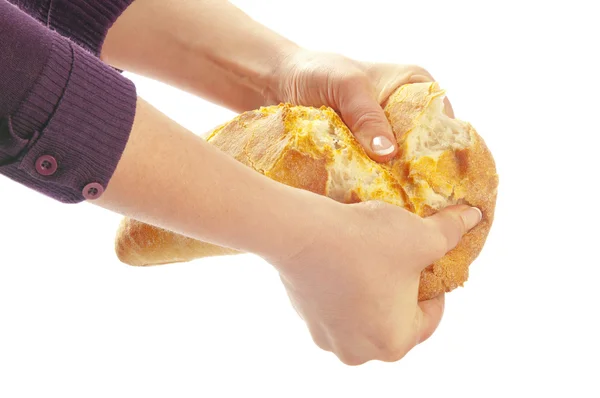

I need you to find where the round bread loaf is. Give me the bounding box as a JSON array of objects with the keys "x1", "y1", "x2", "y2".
[{"x1": 114, "y1": 82, "x2": 499, "y2": 301}]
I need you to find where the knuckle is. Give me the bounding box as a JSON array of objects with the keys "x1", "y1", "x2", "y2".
[
  {"x1": 310, "y1": 332, "x2": 331, "y2": 352},
  {"x1": 340, "y1": 71, "x2": 368, "y2": 87},
  {"x1": 378, "y1": 345, "x2": 411, "y2": 363},
  {"x1": 424, "y1": 215, "x2": 462, "y2": 259},
  {"x1": 406, "y1": 64, "x2": 434, "y2": 80},
  {"x1": 446, "y1": 213, "x2": 467, "y2": 247},
  {"x1": 337, "y1": 352, "x2": 368, "y2": 366},
  {"x1": 336, "y1": 72, "x2": 370, "y2": 100},
  {"x1": 365, "y1": 327, "x2": 411, "y2": 363},
  {"x1": 431, "y1": 231, "x2": 451, "y2": 259},
  {"x1": 354, "y1": 200, "x2": 390, "y2": 218},
  {"x1": 352, "y1": 110, "x2": 387, "y2": 132}
]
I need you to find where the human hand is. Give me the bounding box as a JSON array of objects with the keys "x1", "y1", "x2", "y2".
[
  {"x1": 269, "y1": 49, "x2": 454, "y2": 162},
  {"x1": 269, "y1": 199, "x2": 482, "y2": 366}
]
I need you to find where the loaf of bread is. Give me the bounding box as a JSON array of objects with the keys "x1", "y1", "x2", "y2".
[{"x1": 114, "y1": 82, "x2": 499, "y2": 301}]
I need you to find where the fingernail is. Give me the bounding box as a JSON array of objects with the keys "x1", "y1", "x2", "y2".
[
  {"x1": 371, "y1": 136, "x2": 395, "y2": 156},
  {"x1": 461, "y1": 207, "x2": 483, "y2": 230}
]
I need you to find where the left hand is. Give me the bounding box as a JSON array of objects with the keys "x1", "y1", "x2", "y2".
[{"x1": 268, "y1": 49, "x2": 454, "y2": 163}]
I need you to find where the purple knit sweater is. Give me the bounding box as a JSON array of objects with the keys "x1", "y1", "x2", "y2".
[{"x1": 0, "y1": 0, "x2": 136, "y2": 203}]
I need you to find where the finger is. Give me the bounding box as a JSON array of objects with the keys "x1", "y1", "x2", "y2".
[
  {"x1": 425, "y1": 204, "x2": 483, "y2": 256},
  {"x1": 443, "y1": 97, "x2": 455, "y2": 118},
  {"x1": 337, "y1": 79, "x2": 397, "y2": 163},
  {"x1": 408, "y1": 74, "x2": 455, "y2": 118},
  {"x1": 415, "y1": 293, "x2": 445, "y2": 344},
  {"x1": 408, "y1": 73, "x2": 434, "y2": 84}
]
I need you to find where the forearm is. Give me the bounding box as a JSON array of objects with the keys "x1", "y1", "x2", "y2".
[
  {"x1": 101, "y1": 0, "x2": 299, "y2": 112},
  {"x1": 94, "y1": 97, "x2": 329, "y2": 261}
]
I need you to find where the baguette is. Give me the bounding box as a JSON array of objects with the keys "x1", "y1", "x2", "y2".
[{"x1": 114, "y1": 82, "x2": 499, "y2": 301}]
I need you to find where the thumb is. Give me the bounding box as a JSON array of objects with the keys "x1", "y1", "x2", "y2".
[
  {"x1": 337, "y1": 80, "x2": 397, "y2": 162},
  {"x1": 426, "y1": 205, "x2": 483, "y2": 256},
  {"x1": 408, "y1": 74, "x2": 455, "y2": 119}
]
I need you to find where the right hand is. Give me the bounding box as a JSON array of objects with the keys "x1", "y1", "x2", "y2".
[{"x1": 271, "y1": 199, "x2": 482, "y2": 366}]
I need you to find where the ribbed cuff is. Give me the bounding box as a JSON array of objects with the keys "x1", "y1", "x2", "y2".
[
  {"x1": 48, "y1": 0, "x2": 134, "y2": 56},
  {"x1": 10, "y1": 37, "x2": 72, "y2": 148},
  {"x1": 5, "y1": 1, "x2": 51, "y2": 25},
  {"x1": 1, "y1": 34, "x2": 137, "y2": 204}
]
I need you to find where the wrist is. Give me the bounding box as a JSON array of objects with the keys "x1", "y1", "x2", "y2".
[
  {"x1": 267, "y1": 47, "x2": 366, "y2": 106},
  {"x1": 193, "y1": 34, "x2": 300, "y2": 111},
  {"x1": 252, "y1": 183, "x2": 341, "y2": 267},
  {"x1": 255, "y1": 40, "x2": 301, "y2": 107},
  {"x1": 259, "y1": 42, "x2": 303, "y2": 106}
]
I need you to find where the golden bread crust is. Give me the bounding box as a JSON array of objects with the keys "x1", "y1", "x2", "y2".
[
  {"x1": 414, "y1": 130, "x2": 498, "y2": 300},
  {"x1": 383, "y1": 83, "x2": 499, "y2": 300},
  {"x1": 114, "y1": 82, "x2": 498, "y2": 301},
  {"x1": 115, "y1": 217, "x2": 240, "y2": 266}
]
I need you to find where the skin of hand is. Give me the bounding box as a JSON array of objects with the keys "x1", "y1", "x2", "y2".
[
  {"x1": 270, "y1": 201, "x2": 481, "y2": 366},
  {"x1": 269, "y1": 49, "x2": 456, "y2": 162},
  {"x1": 100, "y1": 0, "x2": 481, "y2": 365}
]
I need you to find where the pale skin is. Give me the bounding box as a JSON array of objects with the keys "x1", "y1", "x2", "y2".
[{"x1": 96, "y1": 0, "x2": 481, "y2": 365}]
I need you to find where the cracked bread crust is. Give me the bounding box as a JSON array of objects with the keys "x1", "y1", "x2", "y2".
[
  {"x1": 385, "y1": 83, "x2": 498, "y2": 300},
  {"x1": 114, "y1": 82, "x2": 498, "y2": 301}
]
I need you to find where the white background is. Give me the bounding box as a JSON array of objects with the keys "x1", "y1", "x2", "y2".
[{"x1": 1, "y1": 0, "x2": 599, "y2": 397}]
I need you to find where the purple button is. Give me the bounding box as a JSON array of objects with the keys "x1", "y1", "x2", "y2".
[
  {"x1": 35, "y1": 155, "x2": 58, "y2": 176},
  {"x1": 82, "y1": 182, "x2": 104, "y2": 200}
]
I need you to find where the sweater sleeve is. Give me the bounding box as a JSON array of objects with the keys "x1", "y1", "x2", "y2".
[
  {"x1": 6, "y1": 0, "x2": 134, "y2": 56},
  {"x1": 0, "y1": 1, "x2": 137, "y2": 203}
]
